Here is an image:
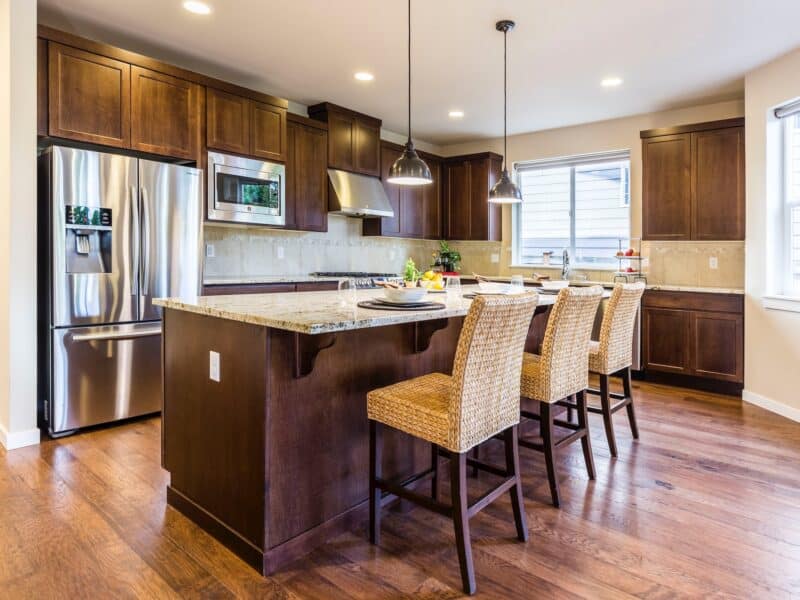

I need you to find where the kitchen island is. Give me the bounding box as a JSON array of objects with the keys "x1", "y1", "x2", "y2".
[{"x1": 155, "y1": 287, "x2": 560, "y2": 574}]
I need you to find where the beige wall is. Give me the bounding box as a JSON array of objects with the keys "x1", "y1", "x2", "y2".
[
  {"x1": 742, "y1": 47, "x2": 800, "y2": 419},
  {"x1": 440, "y1": 99, "x2": 746, "y2": 287},
  {"x1": 0, "y1": 0, "x2": 39, "y2": 449}
]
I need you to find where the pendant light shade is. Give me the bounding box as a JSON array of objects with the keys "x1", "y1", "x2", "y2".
[
  {"x1": 387, "y1": 0, "x2": 432, "y2": 186},
  {"x1": 489, "y1": 19, "x2": 522, "y2": 204}
]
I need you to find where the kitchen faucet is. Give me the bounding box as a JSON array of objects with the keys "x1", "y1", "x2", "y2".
[{"x1": 562, "y1": 249, "x2": 570, "y2": 280}]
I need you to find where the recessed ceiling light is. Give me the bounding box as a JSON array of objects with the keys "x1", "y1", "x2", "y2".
[
  {"x1": 354, "y1": 72, "x2": 374, "y2": 82},
  {"x1": 448, "y1": 110, "x2": 465, "y2": 119},
  {"x1": 601, "y1": 77, "x2": 623, "y2": 88},
  {"x1": 183, "y1": 1, "x2": 211, "y2": 15}
]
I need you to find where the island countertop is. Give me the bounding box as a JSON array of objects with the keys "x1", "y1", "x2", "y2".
[{"x1": 153, "y1": 287, "x2": 579, "y2": 335}]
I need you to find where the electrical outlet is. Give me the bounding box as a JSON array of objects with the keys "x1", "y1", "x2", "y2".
[
  {"x1": 709, "y1": 256, "x2": 718, "y2": 270},
  {"x1": 205, "y1": 243, "x2": 215, "y2": 258},
  {"x1": 209, "y1": 351, "x2": 220, "y2": 382},
  {"x1": 276, "y1": 246, "x2": 285, "y2": 260},
  {"x1": 490, "y1": 253, "x2": 500, "y2": 263}
]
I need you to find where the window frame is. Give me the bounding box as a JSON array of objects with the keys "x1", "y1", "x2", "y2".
[
  {"x1": 783, "y1": 114, "x2": 800, "y2": 296},
  {"x1": 511, "y1": 150, "x2": 632, "y2": 269}
]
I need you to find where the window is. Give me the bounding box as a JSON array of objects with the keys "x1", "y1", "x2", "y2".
[
  {"x1": 783, "y1": 113, "x2": 800, "y2": 295},
  {"x1": 513, "y1": 151, "x2": 630, "y2": 267}
]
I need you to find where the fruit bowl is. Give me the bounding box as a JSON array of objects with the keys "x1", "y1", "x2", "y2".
[{"x1": 382, "y1": 286, "x2": 428, "y2": 303}]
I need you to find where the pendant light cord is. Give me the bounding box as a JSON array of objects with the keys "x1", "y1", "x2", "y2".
[
  {"x1": 503, "y1": 26, "x2": 508, "y2": 170},
  {"x1": 407, "y1": 0, "x2": 412, "y2": 142}
]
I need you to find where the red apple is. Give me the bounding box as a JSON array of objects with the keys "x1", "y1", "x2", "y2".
[
  {"x1": 624, "y1": 248, "x2": 634, "y2": 256},
  {"x1": 626, "y1": 266, "x2": 635, "y2": 273}
]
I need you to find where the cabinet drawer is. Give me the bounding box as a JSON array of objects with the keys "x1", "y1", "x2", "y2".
[
  {"x1": 643, "y1": 290, "x2": 742, "y2": 314},
  {"x1": 202, "y1": 283, "x2": 296, "y2": 296}
]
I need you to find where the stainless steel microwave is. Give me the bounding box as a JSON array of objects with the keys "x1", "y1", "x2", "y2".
[{"x1": 207, "y1": 151, "x2": 286, "y2": 226}]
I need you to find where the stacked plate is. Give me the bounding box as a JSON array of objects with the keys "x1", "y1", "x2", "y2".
[{"x1": 357, "y1": 298, "x2": 446, "y2": 311}]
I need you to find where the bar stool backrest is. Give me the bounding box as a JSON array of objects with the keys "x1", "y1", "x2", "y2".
[
  {"x1": 535, "y1": 286, "x2": 603, "y2": 403},
  {"x1": 448, "y1": 293, "x2": 539, "y2": 452},
  {"x1": 594, "y1": 282, "x2": 646, "y2": 374}
]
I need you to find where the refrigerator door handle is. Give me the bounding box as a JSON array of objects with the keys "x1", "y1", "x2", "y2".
[
  {"x1": 130, "y1": 185, "x2": 140, "y2": 296},
  {"x1": 141, "y1": 187, "x2": 151, "y2": 297},
  {"x1": 70, "y1": 325, "x2": 162, "y2": 343}
]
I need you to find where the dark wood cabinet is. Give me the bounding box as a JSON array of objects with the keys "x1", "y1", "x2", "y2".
[
  {"x1": 423, "y1": 156, "x2": 442, "y2": 239},
  {"x1": 642, "y1": 134, "x2": 691, "y2": 240},
  {"x1": 48, "y1": 42, "x2": 131, "y2": 148},
  {"x1": 642, "y1": 307, "x2": 692, "y2": 374},
  {"x1": 353, "y1": 118, "x2": 381, "y2": 176},
  {"x1": 692, "y1": 127, "x2": 745, "y2": 240},
  {"x1": 251, "y1": 101, "x2": 287, "y2": 162},
  {"x1": 308, "y1": 103, "x2": 381, "y2": 177},
  {"x1": 203, "y1": 281, "x2": 338, "y2": 295},
  {"x1": 131, "y1": 66, "x2": 202, "y2": 160},
  {"x1": 206, "y1": 87, "x2": 250, "y2": 155},
  {"x1": 443, "y1": 153, "x2": 503, "y2": 241},
  {"x1": 206, "y1": 88, "x2": 287, "y2": 162},
  {"x1": 642, "y1": 290, "x2": 743, "y2": 384},
  {"x1": 363, "y1": 142, "x2": 441, "y2": 239},
  {"x1": 286, "y1": 114, "x2": 328, "y2": 232},
  {"x1": 641, "y1": 118, "x2": 745, "y2": 241}
]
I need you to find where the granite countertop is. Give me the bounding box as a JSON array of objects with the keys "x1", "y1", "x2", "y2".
[
  {"x1": 203, "y1": 275, "x2": 344, "y2": 285},
  {"x1": 155, "y1": 287, "x2": 569, "y2": 335},
  {"x1": 465, "y1": 275, "x2": 744, "y2": 295}
]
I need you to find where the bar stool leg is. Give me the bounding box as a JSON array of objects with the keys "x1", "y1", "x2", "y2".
[
  {"x1": 576, "y1": 390, "x2": 596, "y2": 480},
  {"x1": 451, "y1": 452, "x2": 476, "y2": 595},
  {"x1": 431, "y1": 443, "x2": 439, "y2": 501},
  {"x1": 369, "y1": 420, "x2": 382, "y2": 545},
  {"x1": 599, "y1": 374, "x2": 618, "y2": 458},
  {"x1": 622, "y1": 367, "x2": 640, "y2": 440},
  {"x1": 470, "y1": 445, "x2": 479, "y2": 478},
  {"x1": 540, "y1": 402, "x2": 561, "y2": 508},
  {"x1": 504, "y1": 425, "x2": 528, "y2": 542}
]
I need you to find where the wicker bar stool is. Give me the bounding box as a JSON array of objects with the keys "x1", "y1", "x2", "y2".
[
  {"x1": 518, "y1": 286, "x2": 603, "y2": 508},
  {"x1": 585, "y1": 282, "x2": 645, "y2": 457},
  {"x1": 367, "y1": 293, "x2": 539, "y2": 596}
]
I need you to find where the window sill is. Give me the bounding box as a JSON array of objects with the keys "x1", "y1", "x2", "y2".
[{"x1": 763, "y1": 295, "x2": 800, "y2": 313}]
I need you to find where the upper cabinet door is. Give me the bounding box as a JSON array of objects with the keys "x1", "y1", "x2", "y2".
[
  {"x1": 328, "y1": 112, "x2": 355, "y2": 172},
  {"x1": 251, "y1": 101, "x2": 287, "y2": 162},
  {"x1": 642, "y1": 133, "x2": 691, "y2": 240},
  {"x1": 48, "y1": 42, "x2": 131, "y2": 148},
  {"x1": 422, "y1": 157, "x2": 441, "y2": 239},
  {"x1": 206, "y1": 87, "x2": 250, "y2": 155},
  {"x1": 354, "y1": 119, "x2": 381, "y2": 177},
  {"x1": 130, "y1": 66, "x2": 201, "y2": 160},
  {"x1": 691, "y1": 127, "x2": 745, "y2": 240},
  {"x1": 286, "y1": 119, "x2": 328, "y2": 232},
  {"x1": 445, "y1": 161, "x2": 471, "y2": 240}
]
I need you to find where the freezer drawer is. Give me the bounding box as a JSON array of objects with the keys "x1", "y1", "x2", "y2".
[{"x1": 50, "y1": 323, "x2": 162, "y2": 434}]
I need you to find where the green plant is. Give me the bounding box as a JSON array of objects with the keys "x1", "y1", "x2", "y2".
[
  {"x1": 434, "y1": 240, "x2": 461, "y2": 271},
  {"x1": 403, "y1": 258, "x2": 420, "y2": 282}
]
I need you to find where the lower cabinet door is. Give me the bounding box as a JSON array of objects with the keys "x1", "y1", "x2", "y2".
[
  {"x1": 691, "y1": 311, "x2": 744, "y2": 382},
  {"x1": 643, "y1": 307, "x2": 692, "y2": 374}
]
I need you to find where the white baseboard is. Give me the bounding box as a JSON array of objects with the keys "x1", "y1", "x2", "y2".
[
  {"x1": 742, "y1": 390, "x2": 800, "y2": 423},
  {"x1": 0, "y1": 424, "x2": 41, "y2": 450}
]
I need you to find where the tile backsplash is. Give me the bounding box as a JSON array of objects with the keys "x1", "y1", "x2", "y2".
[
  {"x1": 203, "y1": 216, "x2": 439, "y2": 278},
  {"x1": 204, "y1": 220, "x2": 744, "y2": 289}
]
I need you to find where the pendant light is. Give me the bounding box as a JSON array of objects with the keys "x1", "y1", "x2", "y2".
[
  {"x1": 387, "y1": 0, "x2": 432, "y2": 185},
  {"x1": 489, "y1": 20, "x2": 522, "y2": 204}
]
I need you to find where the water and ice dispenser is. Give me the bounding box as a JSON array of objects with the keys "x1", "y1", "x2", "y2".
[{"x1": 64, "y1": 205, "x2": 112, "y2": 274}]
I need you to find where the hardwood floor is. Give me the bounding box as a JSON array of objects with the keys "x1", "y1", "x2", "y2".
[{"x1": 2, "y1": 379, "x2": 800, "y2": 598}]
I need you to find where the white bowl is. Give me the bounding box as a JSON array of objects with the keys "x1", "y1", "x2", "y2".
[
  {"x1": 540, "y1": 280, "x2": 570, "y2": 291},
  {"x1": 477, "y1": 281, "x2": 512, "y2": 294},
  {"x1": 383, "y1": 286, "x2": 428, "y2": 303}
]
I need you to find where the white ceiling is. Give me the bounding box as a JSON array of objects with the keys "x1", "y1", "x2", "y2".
[{"x1": 39, "y1": 0, "x2": 800, "y2": 145}]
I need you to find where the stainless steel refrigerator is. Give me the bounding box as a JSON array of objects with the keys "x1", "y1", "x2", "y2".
[{"x1": 39, "y1": 146, "x2": 203, "y2": 436}]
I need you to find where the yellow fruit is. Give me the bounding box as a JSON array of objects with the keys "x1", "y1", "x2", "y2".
[
  {"x1": 433, "y1": 281, "x2": 444, "y2": 290},
  {"x1": 423, "y1": 270, "x2": 435, "y2": 280}
]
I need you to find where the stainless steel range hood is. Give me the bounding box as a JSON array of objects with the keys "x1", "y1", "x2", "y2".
[{"x1": 327, "y1": 169, "x2": 394, "y2": 218}]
